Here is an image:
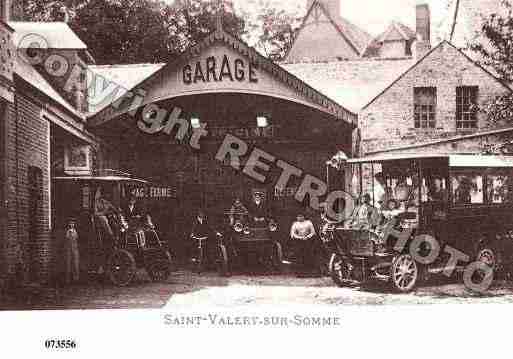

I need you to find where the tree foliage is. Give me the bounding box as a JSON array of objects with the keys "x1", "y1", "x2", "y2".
[
  {"x1": 471, "y1": 0, "x2": 513, "y2": 130},
  {"x1": 253, "y1": 1, "x2": 302, "y2": 61},
  {"x1": 22, "y1": 0, "x2": 247, "y2": 65}
]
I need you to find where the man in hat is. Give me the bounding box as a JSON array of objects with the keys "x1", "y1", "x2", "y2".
[
  {"x1": 228, "y1": 197, "x2": 248, "y2": 225},
  {"x1": 247, "y1": 191, "x2": 271, "y2": 224},
  {"x1": 123, "y1": 194, "x2": 154, "y2": 228}
]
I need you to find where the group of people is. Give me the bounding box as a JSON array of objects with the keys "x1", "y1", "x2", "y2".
[
  {"x1": 64, "y1": 187, "x2": 154, "y2": 284},
  {"x1": 189, "y1": 191, "x2": 325, "y2": 276}
]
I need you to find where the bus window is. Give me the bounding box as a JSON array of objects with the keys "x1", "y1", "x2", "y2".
[
  {"x1": 486, "y1": 171, "x2": 511, "y2": 204},
  {"x1": 452, "y1": 172, "x2": 484, "y2": 205}
]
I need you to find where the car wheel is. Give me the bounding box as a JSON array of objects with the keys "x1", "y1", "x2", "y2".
[
  {"x1": 474, "y1": 247, "x2": 500, "y2": 282},
  {"x1": 217, "y1": 244, "x2": 230, "y2": 277},
  {"x1": 329, "y1": 254, "x2": 350, "y2": 287},
  {"x1": 107, "y1": 249, "x2": 137, "y2": 287},
  {"x1": 147, "y1": 250, "x2": 173, "y2": 282},
  {"x1": 391, "y1": 254, "x2": 418, "y2": 293}
]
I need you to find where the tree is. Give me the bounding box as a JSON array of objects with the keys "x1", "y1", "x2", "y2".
[
  {"x1": 22, "y1": 0, "x2": 247, "y2": 65},
  {"x1": 253, "y1": 1, "x2": 302, "y2": 61},
  {"x1": 469, "y1": 0, "x2": 513, "y2": 150},
  {"x1": 168, "y1": 0, "x2": 246, "y2": 53}
]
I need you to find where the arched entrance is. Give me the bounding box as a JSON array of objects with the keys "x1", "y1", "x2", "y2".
[{"x1": 88, "y1": 26, "x2": 356, "y2": 252}]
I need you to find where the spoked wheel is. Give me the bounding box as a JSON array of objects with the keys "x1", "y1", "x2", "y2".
[
  {"x1": 217, "y1": 244, "x2": 230, "y2": 277},
  {"x1": 107, "y1": 249, "x2": 137, "y2": 287},
  {"x1": 271, "y1": 242, "x2": 284, "y2": 272},
  {"x1": 329, "y1": 254, "x2": 351, "y2": 287},
  {"x1": 147, "y1": 250, "x2": 173, "y2": 282},
  {"x1": 391, "y1": 254, "x2": 419, "y2": 293},
  {"x1": 473, "y1": 247, "x2": 499, "y2": 283}
]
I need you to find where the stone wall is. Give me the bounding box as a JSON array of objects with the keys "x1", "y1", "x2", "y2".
[{"x1": 359, "y1": 41, "x2": 511, "y2": 156}]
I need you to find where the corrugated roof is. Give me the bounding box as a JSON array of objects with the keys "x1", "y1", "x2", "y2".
[
  {"x1": 8, "y1": 21, "x2": 87, "y2": 49},
  {"x1": 282, "y1": 58, "x2": 414, "y2": 112},
  {"x1": 87, "y1": 63, "x2": 165, "y2": 115}
]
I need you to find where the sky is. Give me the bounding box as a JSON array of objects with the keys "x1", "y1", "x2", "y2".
[
  {"x1": 237, "y1": 0, "x2": 452, "y2": 36},
  {"x1": 165, "y1": 0, "x2": 456, "y2": 44}
]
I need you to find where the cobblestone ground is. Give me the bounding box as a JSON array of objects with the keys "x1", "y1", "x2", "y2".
[{"x1": 4, "y1": 268, "x2": 513, "y2": 310}]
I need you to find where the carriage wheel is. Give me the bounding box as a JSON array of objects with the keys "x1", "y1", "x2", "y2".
[
  {"x1": 147, "y1": 251, "x2": 173, "y2": 282},
  {"x1": 217, "y1": 244, "x2": 230, "y2": 277},
  {"x1": 107, "y1": 249, "x2": 137, "y2": 287},
  {"x1": 271, "y1": 242, "x2": 284, "y2": 272},
  {"x1": 391, "y1": 254, "x2": 419, "y2": 293},
  {"x1": 329, "y1": 254, "x2": 350, "y2": 287}
]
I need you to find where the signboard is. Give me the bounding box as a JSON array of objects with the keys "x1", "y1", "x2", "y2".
[
  {"x1": 132, "y1": 186, "x2": 177, "y2": 200},
  {"x1": 64, "y1": 145, "x2": 92, "y2": 175},
  {"x1": 182, "y1": 54, "x2": 258, "y2": 85}
]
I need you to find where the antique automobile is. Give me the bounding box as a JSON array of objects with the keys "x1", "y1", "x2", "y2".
[
  {"x1": 53, "y1": 172, "x2": 174, "y2": 286},
  {"x1": 220, "y1": 209, "x2": 283, "y2": 275},
  {"x1": 326, "y1": 154, "x2": 513, "y2": 293}
]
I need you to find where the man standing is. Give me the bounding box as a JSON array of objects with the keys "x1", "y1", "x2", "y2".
[
  {"x1": 190, "y1": 211, "x2": 219, "y2": 273},
  {"x1": 64, "y1": 219, "x2": 80, "y2": 284},
  {"x1": 290, "y1": 213, "x2": 316, "y2": 277}
]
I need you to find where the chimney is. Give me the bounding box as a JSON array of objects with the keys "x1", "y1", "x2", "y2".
[
  {"x1": 307, "y1": 0, "x2": 341, "y2": 18},
  {"x1": 416, "y1": 3, "x2": 432, "y2": 58},
  {"x1": 1, "y1": 0, "x2": 11, "y2": 22}
]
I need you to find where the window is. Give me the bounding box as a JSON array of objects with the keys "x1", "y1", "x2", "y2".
[
  {"x1": 452, "y1": 172, "x2": 484, "y2": 205},
  {"x1": 486, "y1": 170, "x2": 513, "y2": 204},
  {"x1": 414, "y1": 87, "x2": 436, "y2": 129},
  {"x1": 456, "y1": 86, "x2": 478, "y2": 129}
]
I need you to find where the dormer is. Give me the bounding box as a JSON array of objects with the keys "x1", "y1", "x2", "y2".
[{"x1": 363, "y1": 21, "x2": 416, "y2": 58}]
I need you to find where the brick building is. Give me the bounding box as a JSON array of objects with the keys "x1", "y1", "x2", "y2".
[
  {"x1": 0, "y1": 0, "x2": 357, "y2": 284},
  {"x1": 283, "y1": 0, "x2": 513, "y2": 158},
  {"x1": 0, "y1": 0, "x2": 111, "y2": 286}
]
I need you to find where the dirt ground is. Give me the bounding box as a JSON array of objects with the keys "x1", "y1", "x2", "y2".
[{"x1": 4, "y1": 267, "x2": 513, "y2": 310}]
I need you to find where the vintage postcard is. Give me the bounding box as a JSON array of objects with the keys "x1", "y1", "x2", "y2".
[{"x1": 1, "y1": 0, "x2": 513, "y2": 356}]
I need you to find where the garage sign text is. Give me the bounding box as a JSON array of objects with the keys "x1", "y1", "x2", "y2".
[{"x1": 183, "y1": 55, "x2": 258, "y2": 85}]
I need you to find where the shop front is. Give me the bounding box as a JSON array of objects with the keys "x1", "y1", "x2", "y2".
[{"x1": 88, "y1": 27, "x2": 356, "y2": 250}]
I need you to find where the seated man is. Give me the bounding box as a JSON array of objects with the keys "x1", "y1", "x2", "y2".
[
  {"x1": 123, "y1": 195, "x2": 154, "y2": 228},
  {"x1": 228, "y1": 197, "x2": 248, "y2": 225},
  {"x1": 94, "y1": 187, "x2": 119, "y2": 241},
  {"x1": 348, "y1": 194, "x2": 373, "y2": 227},
  {"x1": 247, "y1": 191, "x2": 270, "y2": 225}
]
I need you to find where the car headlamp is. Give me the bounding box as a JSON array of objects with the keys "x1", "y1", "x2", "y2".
[
  {"x1": 234, "y1": 222, "x2": 243, "y2": 233},
  {"x1": 243, "y1": 226, "x2": 251, "y2": 235}
]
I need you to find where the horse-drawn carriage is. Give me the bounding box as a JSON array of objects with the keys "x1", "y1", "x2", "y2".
[{"x1": 53, "y1": 173, "x2": 174, "y2": 286}]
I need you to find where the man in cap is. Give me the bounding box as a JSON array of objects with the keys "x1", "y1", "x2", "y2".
[{"x1": 247, "y1": 191, "x2": 271, "y2": 224}]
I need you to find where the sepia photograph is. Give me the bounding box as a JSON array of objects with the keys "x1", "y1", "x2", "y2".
[{"x1": 2, "y1": 0, "x2": 513, "y2": 356}]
